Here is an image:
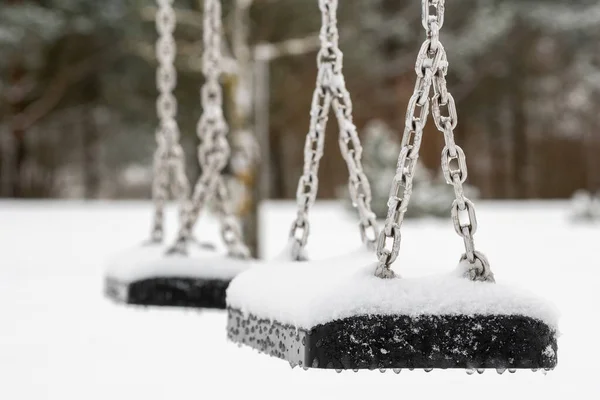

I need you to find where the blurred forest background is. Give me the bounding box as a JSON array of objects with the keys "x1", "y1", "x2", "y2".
[{"x1": 1, "y1": 0, "x2": 600, "y2": 204}]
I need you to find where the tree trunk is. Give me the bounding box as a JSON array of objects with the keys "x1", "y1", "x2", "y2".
[
  {"x1": 509, "y1": 30, "x2": 530, "y2": 199},
  {"x1": 511, "y1": 83, "x2": 528, "y2": 199},
  {"x1": 8, "y1": 61, "x2": 27, "y2": 198},
  {"x1": 229, "y1": 0, "x2": 261, "y2": 258},
  {"x1": 82, "y1": 104, "x2": 101, "y2": 199}
]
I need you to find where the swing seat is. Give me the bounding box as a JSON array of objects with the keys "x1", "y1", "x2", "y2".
[
  {"x1": 226, "y1": 252, "x2": 558, "y2": 371},
  {"x1": 105, "y1": 244, "x2": 253, "y2": 309}
]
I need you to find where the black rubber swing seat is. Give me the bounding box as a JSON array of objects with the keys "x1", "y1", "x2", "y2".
[
  {"x1": 227, "y1": 310, "x2": 556, "y2": 370},
  {"x1": 104, "y1": 245, "x2": 251, "y2": 309},
  {"x1": 225, "y1": 256, "x2": 558, "y2": 371},
  {"x1": 105, "y1": 276, "x2": 232, "y2": 308}
]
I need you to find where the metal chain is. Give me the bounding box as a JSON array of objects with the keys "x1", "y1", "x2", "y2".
[
  {"x1": 288, "y1": 0, "x2": 379, "y2": 260},
  {"x1": 214, "y1": 179, "x2": 251, "y2": 258},
  {"x1": 325, "y1": 1, "x2": 378, "y2": 252},
  {"x1": 169, "y1": 0, "x2": 250, "y2": 259},
  {"x1": 375, "y1": 0, "x2": 494, "y2": 282},
  {"x1": 149, "y1": 0, "x2": 191, "y2": 243}
]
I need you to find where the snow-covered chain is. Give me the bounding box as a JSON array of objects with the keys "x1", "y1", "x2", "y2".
[
  {"x1": 169, "y1": 0, "x2": 249, "y2": 259},
  {"x1": 150, "y1": 0, "x2": 190, "y2": 243},
  {"x1": 288, "y1": 0, "x2": 378, "y2": 260},
  {"x1": 376, "y1": 0, "x2": 493, "y2": 282}
]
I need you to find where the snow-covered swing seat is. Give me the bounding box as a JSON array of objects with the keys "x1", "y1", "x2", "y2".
[
  {"x1": 227, "y1": 255, "x2": 558, "y2": 371},
  {"x1": 105, "y1": 243, "x2": 251, "y2": 309},
  {"x1": 104, "y1": 0, "x2": 254, "y2": 309},
  {"x1": 226, "y1": 0, "x2": 558, "y2": 371}
]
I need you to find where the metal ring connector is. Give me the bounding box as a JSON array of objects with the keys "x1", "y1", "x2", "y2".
[
  {"x1": 441, "y1": 145, "x2": 468, "y2": 184},
  {"x1": 451, "y1": 198, "x2": 478, "y2": 236},
  {"x1": 459, "y1": 250, "x2": 494, "y2": 283}
]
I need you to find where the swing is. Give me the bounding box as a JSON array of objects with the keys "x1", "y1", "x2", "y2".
[
  {"x1": 105, "y1": 0, "x2": 253, "y2": 309},
  {"x1": 226, "y1": 0, "x2": 558, "y2": 372}
]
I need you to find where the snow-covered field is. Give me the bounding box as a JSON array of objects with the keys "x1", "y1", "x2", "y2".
[{"x1": 0, "y1": 200, "x2": 598, "y2": 399}]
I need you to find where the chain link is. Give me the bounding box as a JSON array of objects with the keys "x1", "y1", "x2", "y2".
[
  {"x1": 215, "y1": 179, "x2": 251, "y2": 258},
  {"x1": 169, "y1": 0, "x2": 250, "y2": 258},
  {"x1": 375, "y1": 0, "x2": 493, "y2": 281},
  {"x1": 288, "y1": 0, "x2": 379, "y2": 260},
  {"x1": 150, "y1": 0, "x2": 191, "y2": 243}
]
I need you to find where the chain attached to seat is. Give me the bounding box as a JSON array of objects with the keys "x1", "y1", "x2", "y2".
[
  {"x1": 289, "y1": 0, "x2": 379, "y2": 261},
  {"x1": 150, "y1": 0, "x2": 191, "y2": 243},
  {"x1": 375, "y1": 0, "x2": 494, "y2": 282},
  {"x1": 169, "y1": 0, "x2": 250, "y2": 259}
]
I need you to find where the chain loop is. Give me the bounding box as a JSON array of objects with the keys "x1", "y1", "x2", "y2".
[
  {"x1": 150, "y1": 0, "x2": 191, "y2": 243},
  {"x1": 289, "y1": 0, "x2": 379, "y2": 260},
  {"x1": 459, "y1": 251, "x2": 495, "y2": 282},
  {"x1": 441, "y1": 144, "x2": 468, "y2": 184},
  {"x1": 421, "y1": 0, "x2": 445, "y2": 33},
  {"x1": 375, "y1": 0, "x2": 493, "y2": 281},
  {"x1": 170, "y1": 0, "x2": 250, "y2": 258},
  {"x1": 432, "y1": 92, "x2": 457, "y2": 132},
  {"x1": 376, "y1": 223, "x2": 401, "y2": 267}
]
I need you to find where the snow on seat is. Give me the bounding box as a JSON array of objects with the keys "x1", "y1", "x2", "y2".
[
  {"x1": 106, "y1": 244, "x2": 252, "y2": 283},
  {"x1": 226, "y1": 250, "x2": 559, "y2": 371},
  {"x1": 105, "y1": 244, "x2": 254, "y2": 309}
]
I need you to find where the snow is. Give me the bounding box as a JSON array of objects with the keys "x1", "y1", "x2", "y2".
[
  {"x1": 0, "y1": 200, "x2": 599, "y2": 399},
  {"x1": 226, "y1": 249, "x2": 558, "y2": 329},
  {"x1": 105, "y1": 243, "x2": 254, "y2": 285}
]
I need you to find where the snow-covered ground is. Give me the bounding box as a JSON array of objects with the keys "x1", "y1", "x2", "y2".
[{"x1": 0, "y1": 200, "x2": 598, "y2": 399}]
